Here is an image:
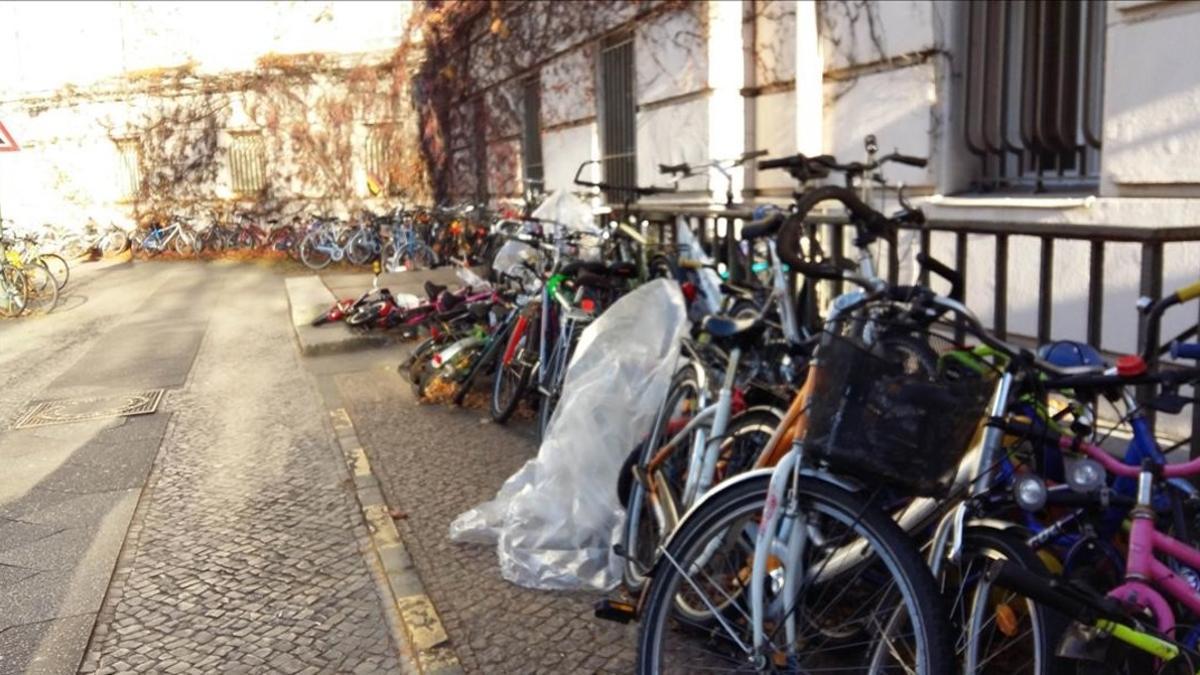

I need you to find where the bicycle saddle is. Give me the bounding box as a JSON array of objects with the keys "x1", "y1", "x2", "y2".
[
  {"x1": 1038, "y1": 341, "x2": 1108, "y2": 375},
  {"x1": 424, "y1": 281, "x2": 448, "y2": 301},
  {"x1": 702, "y1": 313, "x2": 766, "y2": 350}
]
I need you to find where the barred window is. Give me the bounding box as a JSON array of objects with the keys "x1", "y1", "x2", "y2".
[
  {"x1": 365, "y1": 124, "x2": 400, "y2": 196},
  {"x1": 962, "y1": 1, "x2": 1106, "y2": 192},
  {"x1": 229, "y1": 132, "x2": 266, "y2": 196},
  {"x1": 599, "y1": 33, "x2": 637, "y2": 202},
  {"x1": 115, "y1": 138, "x2": 142, "y2": 201},
  {"x1": 521, "y1": 76, "x2": 544, "y2": 186}
]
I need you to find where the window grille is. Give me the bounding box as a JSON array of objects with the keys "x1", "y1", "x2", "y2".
[
  {"x1": 115, "y1": 138, "x2": 142, "y2": 201},
  {"x1": 229, "y1": 132, "x2": 266, "y2": 196},
  {"x1": 365, "y1": 124, "x2": 400, "y2": 196},
  {"x1": 599, "y1": 33, "x2": 637, "y2": 202},
  {"x1": 521, "y1": 76, "x2": 544, "y2": 187},
  {"x1": 962, "y1": 0, "x2": 1105, "y2": 192}
]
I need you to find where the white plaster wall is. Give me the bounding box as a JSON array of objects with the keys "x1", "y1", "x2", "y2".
[
  {"x1": 635, "y1": 4, "x2": 707, "y2": 105},
  {"x1": 0, "y1": 1, "x2": 412, "y2": 97},
  {"x1": 635, "y1": 99, "x2": 709, "y2": 194},
  {"x1": 819, "y1": 0, "x2": 937, "y2": 71},
  {"x1": 754, "y1": 89, "x2": 799, "y2": 191},
  {"x1": 823, "y1": 63, "x2": 937, "y2": 188},
  {"x1": 541, "y1": 124, "x2": 599, "y2": 195},
  {"x1": 1102, "y1": 3, "x2": 1200, "y2": 187},
  {"x1": 755, "y1": 0, "x2": 797, "y2": 86},
  {"x1": 541, "y1": 48, "x2": 596, "y2": 127}
]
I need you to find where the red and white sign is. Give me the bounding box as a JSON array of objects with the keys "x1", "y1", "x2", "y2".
[{"x1": 0, "y1": 121, "x2": 18, "y2": 152}]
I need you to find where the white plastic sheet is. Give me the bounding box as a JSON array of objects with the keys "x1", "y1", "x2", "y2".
[
  {"x1": 530, "y1": 190, "x2": 598, "y2": 236},
  {"x1": 455, "y1": 266, "x2": 490, "y2": 290},
  {"x1": 449, "y1": 279, "x2": 688, "y2": 590},
  {"x1": 676, "y1": 217, "x2": 724, "y2": 319}
]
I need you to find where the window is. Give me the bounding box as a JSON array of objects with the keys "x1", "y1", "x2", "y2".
[
  {"x1": 521, "y1": 76, "x2": 544, "y2": 189},
  {"x1": 599, "y1": 33, "x2": 637, "y2": 202},
  {"x1": 962, "y1": 1, "x2": 1105, "y2": 192},
  {"x1": 229, "y1": 131, "x2": 266, "y2": 196},
  {"x1": 365, "y1": 123, "x2": 400, "y2": 196},
  {"x1": 115, "y1": 138, "x2": 142, "y2": 201}
]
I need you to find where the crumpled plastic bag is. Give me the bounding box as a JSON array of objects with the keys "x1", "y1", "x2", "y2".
[
  {"x1": 491, "y1": 239, "x2": 539, "y2": 278},
  {"x1": 456, "y1": 266, "x2": 490, "y2": 290},
  {"x1": 449, "y1": 279, "x2": 688, "y2": 590},
  {"x1": 677, "y1": 217, "x2": 724, "y2": 318},
  {"x1": 531, "y1": 190, "x2": 598, "y2": 235}
]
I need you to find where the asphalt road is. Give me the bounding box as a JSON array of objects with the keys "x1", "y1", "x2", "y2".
[{"x1": 0, "y1": 260, "x2": 400, "y2": 674}]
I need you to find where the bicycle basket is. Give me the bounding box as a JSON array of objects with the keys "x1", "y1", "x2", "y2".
[{"x1": 803, "y1": 332, "x2": 993, "y2": 497}]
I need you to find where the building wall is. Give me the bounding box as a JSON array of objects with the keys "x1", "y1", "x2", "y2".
[
  {"x1": 0, "y1": 1, "x2": 421, "y2": 230},
  {"x1": 432, "y1": 0, "x2": 1198, "y2": 369}
]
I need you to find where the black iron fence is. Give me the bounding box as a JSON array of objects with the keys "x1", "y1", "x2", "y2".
[{"x1": 610, "y1": 203, "x2": 1200, "y2": 453}]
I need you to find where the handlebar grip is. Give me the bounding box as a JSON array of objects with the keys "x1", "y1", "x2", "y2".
[
  {"x1": 659, "y1": 163, "x2": 690, "y2": 176},
  {"x1": 1171, "y1": 342, "x2": 1200, "y2": 361},
  {"x1": 1176, "y1": 280, "x2": 1200, "y2": 303},
  {"x1": 741, "y1": 149, "x2": 770, "y2": 161},
  {"x1": 791, "y1": 261, "x2": 846, "y2": 281},
  {"x1": 757, "y1": 155, "x2": 795, "y2": 171},
  {"x1": 889, "y1": 154, "x2": 928, "y2": 169},
  {"x1": 916, "y1": 252, "x2": 963, "y2": 300},
  {"x1": 739, "y1": 212, "x2": 785, "y2": 240}
]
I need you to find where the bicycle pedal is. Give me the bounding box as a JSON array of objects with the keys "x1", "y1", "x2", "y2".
[{"x1": 593, "y1": 598, "x2": 637, "y2": 624}]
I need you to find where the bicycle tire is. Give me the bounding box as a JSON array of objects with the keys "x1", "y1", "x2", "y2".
[
  {"x1": 943, "y1": 526, "x2": 1066, "y2": 675},
  {"x1": 453, "y1": 323, "x2": 509, "y2": 406},
  {"x1": 490, "y1": 311, "x2": 538, "y2": 424},
  {"x1": 637, "y1": 474, "x2": 953, "y2": 674},
  {"x1": 173, "y1": 233, "x2": 195, "y2": 256},
  {"x1": 102, "y1": 231, "x2": 129, "y2": 256},
  {"x1": 39, "y1": 254, "x2": 69, "y2": 290},
  {"x1": 0, "y1": 266, "x2": 28, "y2": 317},
  {"x1": 299, "y1": 233, "x2": 333, "y2": 270},
  {"x1": 346, "y1": 230, "x2": 373, "y2": 266},
  {"x1": 401, "y1": 243, "x2": 438, "y2": 271},
  {"x1": 21, "y1": 261, "x2": 58, "y2": 315},
  {"x1": 622, "y1": 362, "x2": 707, "y2": 592}
]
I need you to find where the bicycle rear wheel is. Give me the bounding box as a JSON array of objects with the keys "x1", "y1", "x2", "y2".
[
  {"x1": 637, "y1": 474, "x2": 953, "y2": 674},
  {"x1": 299, "y1": 233, "x2": 333, "y2": 270}
]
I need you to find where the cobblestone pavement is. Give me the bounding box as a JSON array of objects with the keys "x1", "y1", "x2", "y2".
[
  {"x1": 337, "y1": 369, "x2": 637, "y2": 674},
  {"x1": 79, "y1": 265, "x2": 400, "y2": 674}
]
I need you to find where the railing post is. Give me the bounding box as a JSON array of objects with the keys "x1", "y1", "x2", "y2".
[
  {"x1": 1038, "y1": 236, "x2": 1055, "y2": 344},
  {"x1": 918, "y1": 228, "x2": 931, "y2": 287},
  {"x1": 829, "y1": 223, "x2": 845, "y2": 299},
  {"x1": 726, "y1": 218, "x2": 741, "y2": 282},
  {"x1": 994, "y1": 233, "x2": 1008, "y2": 340},
  {"x1": 1138, "y1": 241, "x2": 1164, "y2": 431},
  {"x1": 1087, "y1": 240, "x2": 1104, "y2": 349},
  {"x1": 955, "y1": 231, "x2": 969, "y2": 342},
  {"x1": 887, "y1": 236, "x2": 899, "y2": 286}
]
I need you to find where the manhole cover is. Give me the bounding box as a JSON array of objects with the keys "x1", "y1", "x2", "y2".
[{"x1": 10, "y1": 390, "x2": 165, "y2": 429}]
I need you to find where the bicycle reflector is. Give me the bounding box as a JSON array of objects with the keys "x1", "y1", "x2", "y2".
[
  {"x1": 1013, "y1": 474, "x2": 1048, "y2": 511},
  {"x1": 1117, "y1": 355, "x2": 1147, "y2": 377},
  {"x1": 1066, "y1": 458, "x2": 1106, "y2": 493},
  {"x1": 581, "y1": 298, "x2": 596, "y2": 314}
]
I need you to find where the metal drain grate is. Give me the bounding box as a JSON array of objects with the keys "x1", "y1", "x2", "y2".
[{"x1": 10, "y1": 389, "x2": 165, "y2": 429}]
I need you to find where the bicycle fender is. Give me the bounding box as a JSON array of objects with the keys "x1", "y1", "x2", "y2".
[{"x1": 660, "y1": 467, "x2": 861, "y2": 555}]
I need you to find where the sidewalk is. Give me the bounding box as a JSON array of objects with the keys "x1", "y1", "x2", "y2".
[{"x1": 331, "y1": 366, "x2": 637, "y2": 674}]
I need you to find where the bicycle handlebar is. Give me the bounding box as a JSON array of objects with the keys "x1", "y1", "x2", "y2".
[
  {"x1": 573, "y1": 160, "x2": 677, "y2": 196},
  {"x1": 658, "y1": 150, "x2": 770, "y2": 177},
  {"x1": 1172, "y1": 342, "x2": 1200, "y2": 361},
  {"x1": 1141, "y1": 279, "x2": 1200, "y2": 363}
]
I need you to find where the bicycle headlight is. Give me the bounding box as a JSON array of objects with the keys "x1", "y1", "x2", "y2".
[
  {"x1": 1066, "y1": 458, "x2": 1106, "y2": 493},
  {"x1": 1013, "y1": 474, "x2": 1048, "y2": 511}
]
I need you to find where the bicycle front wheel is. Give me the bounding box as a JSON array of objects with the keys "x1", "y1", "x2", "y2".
[
  {"x1": 942, "y1": 526, "x2": 1065, "y2": 675},
  {"x1": 0, "y1": 267, "x2": 29, "y2": 317},
  {"x1": 21, "y1": 262, "x2": 59, "y2": 315},
  {"x1": 637, "y1": 474, "x2": 953, "y2": 675},
  {"x1": 39, "y1": 254, "x2": 69, "y2": 290}
]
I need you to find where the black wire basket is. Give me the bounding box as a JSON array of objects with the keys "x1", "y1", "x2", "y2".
[{"x1": 804, "y1": 331, "x2": 994, "y2": 497}]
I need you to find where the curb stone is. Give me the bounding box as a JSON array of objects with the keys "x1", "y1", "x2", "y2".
[{"x1": 328, "y1": 405, "x2": 463, "y2": 675}]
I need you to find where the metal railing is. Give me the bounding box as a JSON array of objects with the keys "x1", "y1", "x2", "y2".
[{"x1": 609, "y1": 203, "x2": 1200, "y2": 454}]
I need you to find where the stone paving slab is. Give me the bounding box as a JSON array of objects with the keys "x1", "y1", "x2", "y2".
[{"x1": 336, "y1": 368, "x2": 637, "y2": 674}]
